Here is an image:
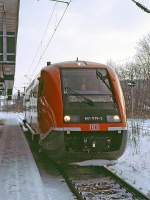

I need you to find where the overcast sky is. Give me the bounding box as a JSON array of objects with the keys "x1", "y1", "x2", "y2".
[{"x1": 14, "y1": 0, "x2": 150, "y2": 91}]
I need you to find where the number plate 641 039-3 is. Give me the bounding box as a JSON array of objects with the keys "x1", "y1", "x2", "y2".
[{"x1": 90, "y1": 124, "x2": 100, "y2": 131}]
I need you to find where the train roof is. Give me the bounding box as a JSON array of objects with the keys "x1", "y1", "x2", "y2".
[
  {"x1": 26, "y1": 61, "x2": 114, "y2": 92},
  {"x1": 43, "y1": 60, "x2": 110, "y2": 70}
]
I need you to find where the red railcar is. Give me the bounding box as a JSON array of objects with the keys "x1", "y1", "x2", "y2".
[{"x1": 24, "y1": 60, "x2": 127, "y2": 161}]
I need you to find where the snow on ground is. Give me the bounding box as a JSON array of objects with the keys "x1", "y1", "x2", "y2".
[
  {"x1": 109, "y1": 119, "x2": 150, "y2": 196},
  {"x1": 0, "y1": 112, "x2": 20, "y2": 125},
  {"x1": 37, "y1": 160, "x2": 75, "y2": 200},
  {"x1": 0, "y1": 114, "x2": 47, "y2": 200},
  {"x1": 74, "y1": 159, "x2": 117, "y2": 166},
  {"x1": 0, "y1": 112, "x2": 75, "y2": 200}
]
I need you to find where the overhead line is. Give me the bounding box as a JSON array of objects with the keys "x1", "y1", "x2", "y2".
[
  {"x1": 131, "y1": 0, "x2": 150, "y2": 13},
  {"x1": 49, "y1": 0, "x2": 70, "y2": 4},
  {"x1": 31, "y1": 0, "x2": 71, "y2": 78},
  {"x1": 27, "y1": 2, "x2": 57, "y2": 77}
]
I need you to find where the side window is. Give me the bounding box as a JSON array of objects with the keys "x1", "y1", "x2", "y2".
[
  {"x1": 33, "y1": 85, "x2": 38, "y2": 98},
  {"x1": 38, "y1": 78, "x2": 44, "y2": 97},
  {"x1": 30, "y1": 90, "x2": 33, "y2": 98},
  {"x1": 25, "y1": 93, "x2": 30, "y2": 102}
]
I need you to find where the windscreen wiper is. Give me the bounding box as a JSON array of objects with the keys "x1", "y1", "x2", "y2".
[
  {"x1": 64, "y1": 87, "x2": 94, "y2": 106},
  {"x1": 96, "y1": 70, "x2": 117, "y2": 108},
  {"x1": 96, "y1": 70, "x2": 111, "y2": 91}
]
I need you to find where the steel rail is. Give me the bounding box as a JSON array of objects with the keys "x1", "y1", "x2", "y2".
[
  {"x1": 55, "y1": 165, "x2": 85, "y2": 200},
  {"x1": 61, "y1": 165, "x2": 150, "y2": 200},
  {"x1": 38, "y1": 156, "x2": 150, "y2": 200},
  {"x1": 50, "y1": 162, "x2": 150, "y2": 200},
  {"x1": 98, "y1": 166, "x2": 150, "y2": 200}
]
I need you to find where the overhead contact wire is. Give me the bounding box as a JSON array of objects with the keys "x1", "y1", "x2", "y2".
[
  {"x1": 131, "y1": 0, "x2": 150, "y2": 13},
  {"x1": 31, "y1": 0, "x2": 71, "y2": 78},
  {"x1": 27, "y1": 2, "x2": 57, "y2": 77}
]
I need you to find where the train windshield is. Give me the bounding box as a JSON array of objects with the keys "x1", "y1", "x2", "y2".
[
  {"x1": 61, "y1": 68, "x2": 114, "y2": 103},
  {"x1": 61, "y1": 68, "x2": 119, "y2": 123}
]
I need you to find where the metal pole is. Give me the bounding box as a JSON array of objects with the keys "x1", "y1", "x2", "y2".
[
  {"x1": 24, "y1": 86, "x2": 26, "y2": 119},
  {"x1": 130, "y1": 74, "x2": 135, "y2": 135},
  {"x1": 131, "y1": 74, "x2": 134, "y2": 119},
  {"x1": 131, "y1": 83, "x2": 134, "y2": 119},
  {"x1": 128, "y1": 74, "x2": 136, "y2": 132}
]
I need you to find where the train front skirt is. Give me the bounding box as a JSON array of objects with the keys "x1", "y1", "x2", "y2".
[{"x1": 40, "y1": 130, "x2": 127, "y2": 162}]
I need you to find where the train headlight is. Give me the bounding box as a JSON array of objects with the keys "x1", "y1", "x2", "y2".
[
  {"x1": 64, "y1": 115, "x2": 71, "y2": 122},
  {"x1": 107, "y1": 115, "x2": 120, "y2": 122},
  {"x1": 64, "y1": 115, "x2": 80, "y2": 123}
]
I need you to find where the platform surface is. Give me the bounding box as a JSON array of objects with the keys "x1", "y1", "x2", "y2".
[{"x1": 0, "y1": 113, "x2": 47, "y2": 200}]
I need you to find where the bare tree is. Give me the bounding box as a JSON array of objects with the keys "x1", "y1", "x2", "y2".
[{"x1": 108, "y1": 34, "x2": 150, "y2": 118}]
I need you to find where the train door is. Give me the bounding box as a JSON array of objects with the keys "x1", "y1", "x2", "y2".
[{"x1": 37, "y1": 76, "x2": 45, "y2": 132}]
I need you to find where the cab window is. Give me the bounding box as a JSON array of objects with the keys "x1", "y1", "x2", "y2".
[{"x1": 38, "y1": 78, "x2": 44, "y2": 97}]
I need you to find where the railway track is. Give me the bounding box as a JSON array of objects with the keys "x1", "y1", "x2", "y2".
[
  {"x1": 35, "y1": 148, "x2": 150, "y2": 200},
  {"x1": 53, "y1": 163, "x2": 150, "y2": 200},
  {"x1": 20, "y1": 120, "x2": 150, "y2": 200}
]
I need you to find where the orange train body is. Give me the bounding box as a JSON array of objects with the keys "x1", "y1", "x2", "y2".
[{"x1": 24, "y1": 61, "x2": 127, "y2": 161}]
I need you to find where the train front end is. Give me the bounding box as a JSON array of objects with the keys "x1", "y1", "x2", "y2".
[{"x1": 59, "y1": 62, "x2": 127, "y2": 160}]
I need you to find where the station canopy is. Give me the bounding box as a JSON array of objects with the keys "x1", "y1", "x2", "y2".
[{"x1": 0, "y1": 0, "x2": 20, "y2": 100}]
